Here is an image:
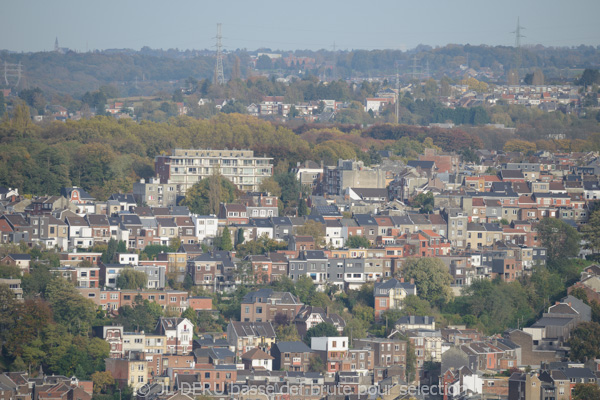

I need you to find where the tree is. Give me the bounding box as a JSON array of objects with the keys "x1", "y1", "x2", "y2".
[
  {"x1": 569, "y1": 322, "x2": 600, "y2": 362},
  {"x1": 573, "y1": 383, "x2": 600, "y2": 400},
  {"x1": 276, "y1": 324, "x2": 300, "y2": 342},
  {"x1": 237, "y1": 228, "x2": 245, "y2": 246},
  {"x1": 308, "y1": 354, "x2": 325, "y2": 373},
  {"x1": 503, "y1": 139, "x2": 536, "y2": 154},
  {"x1": 343, "y1": 318, "x2": 368, "y2": 341},
  {"x1": 402, "y1": 258, "x2": 453, "y2": 305},
  {"x1": 303, "y1": 322, "x2": 338, "y2": 345},
  {"x1": 297, "y1": 198, "x2": 308, "y2": 217},
  {"x1": 91, "y1": 371, "x2": 115, "y2": 394},
  {"x1": 346, "y1": 235, "x2": 371, "y2": 249},
  {"x1": 576, "y1": 69, "x2": 600, "y2": 87},
  {"x1": 0, "y1": 91, "x2": 5, "y2": 116},
  {"x1": 46, "y1": 277, "x2": 97, "y2": 335},
  {"x1": 181, "y1": 307, "x2": 198, "y2": 327},
  {"x1": 581, "y1": 209, "x2": 600, "y2": 254},
  {"x1": 180, "y1": 175, "x2": 238, "y2": 215},
  {"x1": 116, "y1": 269, "x2": 147, "y2": 290},
  {"x1": 537, "y1": 218, "x2": 580, "y2": 266},
  {"x1": 258, "y1": 177, "x2": 282, "y2": 197},
  {"x1": 296, "y1": 220, "x2": 325, "y2": 248},
  {"x1": 219, "y1": 226, "x2": 233, "y2": 251},
  {"x1": 0, "y1": 284, "x2": 19, "y2": 342}
]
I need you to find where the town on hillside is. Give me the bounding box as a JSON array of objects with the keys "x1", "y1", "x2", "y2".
[{"x1": 1, "y1": 145, "x2": 600, "y2": 400}]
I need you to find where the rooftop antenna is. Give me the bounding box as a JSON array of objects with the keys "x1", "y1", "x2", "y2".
[{"x1": 214, "y1": 23, "x2": 225, "y2": 85}]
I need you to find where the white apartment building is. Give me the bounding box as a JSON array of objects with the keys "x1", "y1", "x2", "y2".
[{"x1": 155, "y1": 149, "x2": 273, "y2": 194}]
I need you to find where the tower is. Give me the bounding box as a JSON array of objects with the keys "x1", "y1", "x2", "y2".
[
  {"x1": 4, "y1": 61, "x2": 22, "y2": 88},
  {"x1": 214, "y1": 23, "x2": 225, "y2": 85},
  {"x1": 54, "y1": 37, "x2": 59, "y2": 52},
  {"x1": 511, "y1": 17, "x2": 526, "y2": 85}
]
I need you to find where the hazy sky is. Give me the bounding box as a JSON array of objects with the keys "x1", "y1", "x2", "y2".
[{"x1": 1, "y1": 0, "x2": 599, "y2": 52}]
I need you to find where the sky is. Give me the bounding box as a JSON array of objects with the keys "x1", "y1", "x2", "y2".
[{"x1": 1, "y1": 0, "x2": 599, "y2": 53}]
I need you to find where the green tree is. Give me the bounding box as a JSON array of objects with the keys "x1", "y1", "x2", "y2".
[
  {"x1": 219, "y1": 226, "x2": 233, "y2": 251},
  {"x1": 297, "y1": 198, "x2": 308, "y2": 217},
  {"x1": 573, "y1": 383, "x2": 600, "y2": 400},
  {"x1": 569, "y1": 322, "x2": 600, "y2": 362},
  {"x1": 308, "y1": 354, "x2": 325, "y2": 373},
  {"x1": 181, "y1": 307, "x2": 198, "y2": 327},
  {"x1": 45, "y1": 277, "x2": 96, "y2": 335},
  {"x1": 237, "y1": 228, "x2": 245, "y2": 246},
  {"x1": 0, "y1": 91, "x2": 5, "y2": 116},
  {"x1": 537, "y1": 218, "x2": 580, "y2": 266},
  {"x1": 294, "y1": 275, "x2": 317, "y2": 304},
  {"x1": 581, "y1": 209, "x2": 600, "y2": 254},
  {"x1": 0, "y1": 284, "x2": 19, "y2": 342},
  {"x1": 346, "y1": 235, "x2": 371, "y2": 249},
  {"x1": 402, "y1": 258, "x2": 453, "y2": 305},
  {"x1": 343, "y1": 318, "x2": 368, "y2": 341},
  {"x1": 116, "y1": 268, "x2": 147, "y2": 290},
  {"x1": 303, "y1": 322, "x2": 339, "y2": 345},
  {"x1": 180, "y1": 175, "x2": 238, "y2": 215}
]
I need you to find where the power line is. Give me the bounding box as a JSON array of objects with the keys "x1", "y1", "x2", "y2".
[
  {"x1": 4, "y1": 61, "x2": 22, "y2": 88},
  {"x1": 214, "y1": 23, "x2": 225, "y2": 85}
]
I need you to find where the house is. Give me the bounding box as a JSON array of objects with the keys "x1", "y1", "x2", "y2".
[
  {"x1": 105, "y1": 352, "x2": 148, "y2": 394},
  {"x1": 241, "y1": 348, "x2": 274, "y2": 371},
  {"x1": 270, "y1": 341, "x2": 313, "y2": 372},
  {"x1": 1, "y1": 253, "x2": 31, "y2": 274},
  {"x1": 61, "y1": 187, "x2": 95, "y2": 205},
  {"x1": 293, "y1": 305, "x2": 346, "y2": 337},
  {"x1": 394, "y1": 316, "x2": 436, "y2": 331},
  {"x1": 154, "y1": 317, "x2": 193, "y2": 355},
  {"x1": 240, "y1": 288, "x2": 303, "y2": 323},
  {"x1": 310, "y1": 336, "x2": 349, "y2": 375},
  {"x1": 374, "y1": 278, "x2": 417, "y2": 321},
  {"x1": 226, "y1": 321, "x2": 276, "y2": 360}
]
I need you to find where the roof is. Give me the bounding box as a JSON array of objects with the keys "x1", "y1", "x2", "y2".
[
  {"x1": 241, "y1": 347, "x2": 274, "y2": 360},
  {"x1": 273, "y1": 341, "x2": 313, "y2": 353},
  {"x1": 229, "y1": 322, "x2": 276, "y2": 338},
  {"x1": 407, "y1": 160, "x2": 435, "y2": 169},
  {"x1": 241, "y1": 288, "x2": 300, "y2": 305},
  {"x1": 396, "y1": 316, "x2": 435, "y2": 325}
]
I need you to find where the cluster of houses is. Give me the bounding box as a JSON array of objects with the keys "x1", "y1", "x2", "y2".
[
  {"x1": 88, "y1": 279, "x2": 600, "y2": 400},
  {"x1": 3, "y1": 146, "x2": 600, "y2": 399}
]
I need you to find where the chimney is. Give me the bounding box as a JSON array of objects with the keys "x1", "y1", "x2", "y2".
[
  {"x1": 410, "y1": 278, "x2": 415, "y2": 285},
  {"x1": 410, "y1": 315, "x2": 415, "y2": 324},
  {"x1": 326, "y1": 307, "x2": 330, "y2": 318},
  {"x1": 400, "y1": 277, "x2": 404, "y2": 283}
]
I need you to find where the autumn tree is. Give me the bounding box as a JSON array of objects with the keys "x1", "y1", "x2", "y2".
[
  {"x1": 296, "y1": 220, "x2": 325, "y2": 248},
  {"x1": 569, "y1": 322, "x2": 600, "y2": 362},
  {"x1": 537, "y1": 218, "x2": 580, "y2": 267}
]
